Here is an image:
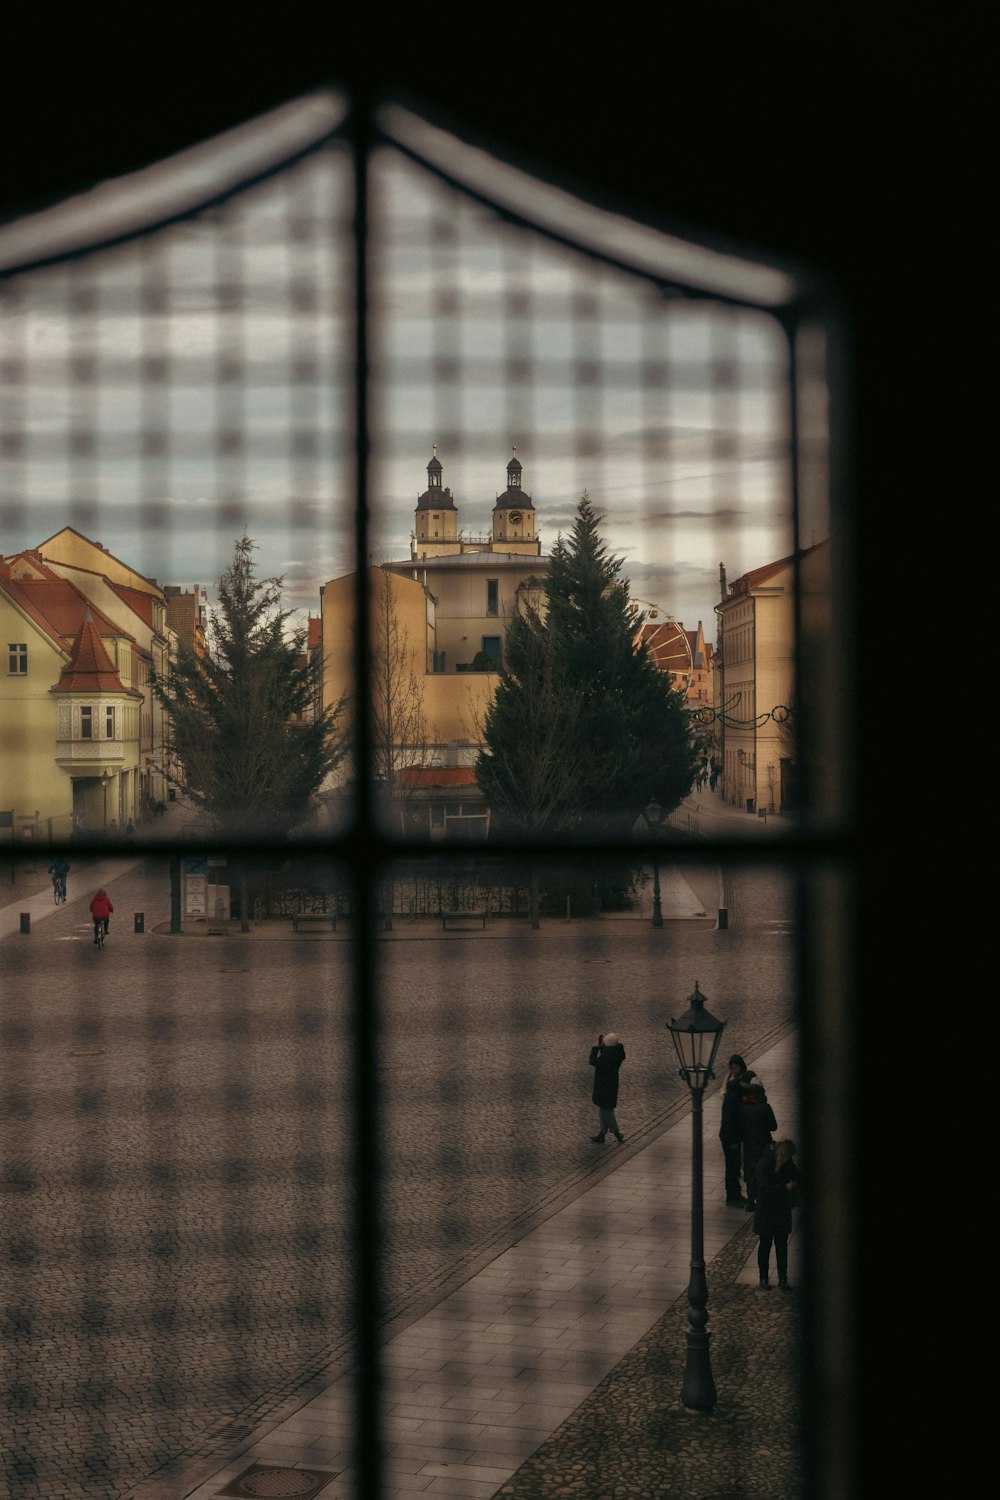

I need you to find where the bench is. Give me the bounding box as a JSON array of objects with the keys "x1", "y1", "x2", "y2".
[
  {"x1": 441, "y1": 910, "x2": 489, "y2": 930},
  {"x1": 291, "y1": 912, "x2": 338, "y2": 933}
]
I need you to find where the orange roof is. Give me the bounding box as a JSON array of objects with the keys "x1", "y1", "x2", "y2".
[
  {"x1": 398, "y1": 766, "x2": 479, "y2": 788},
  {"x1": 52, "y1": 609, "x2": 131, "y2": 693},
  {"x1": 1, "y1": 562, "x2": 131, "y2": 655},
  {"x1": 110, "y1": 582, "x2": 156, "y2": 628}
]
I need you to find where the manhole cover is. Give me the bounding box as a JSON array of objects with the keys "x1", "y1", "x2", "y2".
[{"x1": 218, "y1": 1464, "x2": 338, "y2": 1498}]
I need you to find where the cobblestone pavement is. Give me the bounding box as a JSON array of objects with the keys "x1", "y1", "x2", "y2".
[
  {"x1": 494, "y1": 1221, "x2": 802, "y2": 1500},
  {"x1": 1, "y1": 847, "x2": 795, "y2": 1498}
]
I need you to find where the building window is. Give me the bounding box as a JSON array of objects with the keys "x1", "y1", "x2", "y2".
[
  {"x1": 487, "y1": 579, "x2": 498, "y2": 615},
  {"x1": 7, "y1": 643, "x2": 27, "y2": 674},
  {"x1": 106, "y1": 706, "x2": 116, "y2": 739},
  {"x1": 81, "y1": 707, "x2": 93, "y2": 740},
  {"x1": 481, "y1": 635, "x2": 501, "y2": 665}
]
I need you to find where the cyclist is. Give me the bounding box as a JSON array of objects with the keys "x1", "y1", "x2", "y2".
[
  {"x1": 89, "y1": 888, "x2": 114, "y2": 945},
  {"x1": 48, "y1": 856, "x2": 70, "y2": 902}
]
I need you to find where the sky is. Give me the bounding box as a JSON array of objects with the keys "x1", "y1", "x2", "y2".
[{"x1": 0, "y1": 124, "x2": 825, "y2": 644}]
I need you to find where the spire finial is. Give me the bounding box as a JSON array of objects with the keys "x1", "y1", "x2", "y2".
[
  {"x1": 512, "y1": 443, "x2": 516, "y2": 457},
  {"x1": 432, "y1": 442, "x2": 437, "y2": 457}
]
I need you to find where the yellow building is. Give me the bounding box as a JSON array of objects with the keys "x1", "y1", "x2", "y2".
[
  {"x1": 715, "y1": 540, "x2": 829, "y2": 814},
  {"x1": 321, "y1": 567, "x2": 496, "y2": 765},
  {"x1": 1, "y1": 556, "x2": 143, "y2": 842},
  {"x1": 19, "y1": 528, "x2": 173, "y2": 814}
]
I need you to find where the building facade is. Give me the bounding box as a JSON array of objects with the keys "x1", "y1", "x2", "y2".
[
  {"x1": 2, "y1": 528, "x2": 180, "y2": 836},
  {"x1": 715, "y1": 540, "x2": 828, "y2": 814},
  {"x1": 322, "y1": 451, "x2": 549, "y2": 767},
  {"x1": 1, "y1": 556, "x2": 144, "y2": 841}
]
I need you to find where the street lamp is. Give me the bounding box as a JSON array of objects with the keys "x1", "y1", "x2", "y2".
[
  {"x1": 644, "y1": 799, "x2": 666, "y2": 927},
  {"x1": 100, "y1": 771, "x2": 111, "y2": 835},
  {"x1": 666, "y1": 981, "x2": 727, "y2": 1413}
]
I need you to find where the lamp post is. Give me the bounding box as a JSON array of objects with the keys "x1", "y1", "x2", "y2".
[
  {"x1": 666, "y1": 981, "x2": 727, "y2": 1413},
  {"x1": 100, "y1": 771, "x2": 110, "y2": 836},
  {"x1": 644, "y1": 799, "x2": 666, "y2": 928}
]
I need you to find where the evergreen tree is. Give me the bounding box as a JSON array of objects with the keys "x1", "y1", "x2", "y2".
[
  {"x1": 152, "y1": 534, "x2": 347, "y2": 837},
  {"x1": 476, "y1": 494, "x2": 698, "y2": 840}
]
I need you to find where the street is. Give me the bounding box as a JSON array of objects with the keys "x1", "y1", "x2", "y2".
[{"x1": 0, "y1": 856, "x2": 794, "y2": 1498}]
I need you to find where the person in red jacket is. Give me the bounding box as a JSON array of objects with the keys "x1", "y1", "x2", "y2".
[{"x1": 89, "y1": 888, "x2": 114, "y2": 944}]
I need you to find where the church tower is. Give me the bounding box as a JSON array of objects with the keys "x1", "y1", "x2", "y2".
[
  {"x1": 492, "y1": 447, "x2": 538, "y2": 551},
  {"x1": 414, "y1": 445, "x2": 459, "y2": 553}
]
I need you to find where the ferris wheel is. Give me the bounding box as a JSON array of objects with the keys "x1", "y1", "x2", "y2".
[{"x1": 631, "y1": 598, "x2": 693, "y2": 682}]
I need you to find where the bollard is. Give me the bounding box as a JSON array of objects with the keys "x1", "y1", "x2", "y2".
[
  {"x1": 134, "y1": 912, "x2": 145, "y2": 934},
  {"x1": 717, "y1": 908, "x2": 728, "y2": 930},
  {"x1": 19, "y1": 912, "x2": 30, "y2": 934}
]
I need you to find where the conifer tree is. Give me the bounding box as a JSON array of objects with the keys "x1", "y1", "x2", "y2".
[
  {"x1": 476, "y1": 494, "x2": 698, "y2": 841},
  {"x1": 152, "y1": 534, "x2": 347, "y2": 837}
]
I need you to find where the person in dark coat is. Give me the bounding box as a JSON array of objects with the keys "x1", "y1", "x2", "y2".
[
  {"x1": 589, "y1": 1032, "x2": 626, "y2": 1143},
  {"x1": 737, "y1": 1072, "x2": 778, "y2": 1211},
  {"x1": 754, "y1": 1138, "x2": 799, "y2": 1289},
  {"x1": 719, "y1": 1054, "x2": 750, "y2": 1206}
]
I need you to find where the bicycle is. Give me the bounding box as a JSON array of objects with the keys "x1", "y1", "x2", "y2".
[
  {"x1": 94, "y1": 921, "x2": 107, "y2": 949},
  {"x1": 52, "y1": 874, "x2": 67, "y2": 904}
]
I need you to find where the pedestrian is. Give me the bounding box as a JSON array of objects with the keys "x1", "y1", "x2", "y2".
[
  {"x1": 754, "y1": 1138, "x2": 799, "y2": 1289},
  {"x1": 125, "y1": 818, "x2": 135, "y2": 841},
  {"x1": 737, "y1": 1071, "x2": 778, "y2": 1211},
  {"x1": 709, "y1": 769, "x2": 718, "y2": 792},
  {"x1": 589, "y1": 1031, "x2": 626, "y2": 1143},
  {"x1": 719, "y1": 1053, "x2": 750, "y2": 1206},
  {"x1": 89, "y1": 888, "x2": 114, "y2": 944}
]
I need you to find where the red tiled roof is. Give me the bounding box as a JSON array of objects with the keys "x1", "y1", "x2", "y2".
[
  {"x1": 52, "y1": 610, "x2": 130, "y2": 693},
  {"x1": 1, "y1": 563, "x2": 132, "y2": 658},
  {"x1": 110, "y1": 582, "x2": 156, "y2": 628},
  {"x1": 398, "y1": 766, "x2": 479, "y2": 788}
]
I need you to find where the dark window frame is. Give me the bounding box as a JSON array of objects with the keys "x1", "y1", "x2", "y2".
[{"x1": 0, "y1": 91, "x2": 858, "y2": 1500}]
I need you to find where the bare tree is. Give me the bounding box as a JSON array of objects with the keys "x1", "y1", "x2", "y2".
[{"x1": 366, "y1": 566, "x2": 436, "y2": 839}]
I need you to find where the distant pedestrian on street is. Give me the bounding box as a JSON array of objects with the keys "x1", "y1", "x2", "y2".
[
  {"x1": 89, "y1": 888, "x2": 114, "y2": 944},
  {"x1": 719, "y1": 1054, "x2": 750, "y2": 1206},
  {"x1": 589, "y1": 1032, "x2": 626, "y2": 1143},
  {"x1": 709, "y1": 769, "x2": 718, "y2": 792},
  {"x1": 125, "y1": 818, "x2": 135, "y2": 841},
  {"x1": 754, "y1": 1138, "x2": 799, "y2": 1289},
  {"x1": 737, "y1": 1071, "x2": 778, "y2": 1211}
]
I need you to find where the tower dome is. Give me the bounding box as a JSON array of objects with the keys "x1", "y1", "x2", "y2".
[
  {"x1": 492, "y1": 445, "x2": 536, "y2": 546},
  {"x1": 414, "y1": 444, "x2": 459, "y2": 549}
]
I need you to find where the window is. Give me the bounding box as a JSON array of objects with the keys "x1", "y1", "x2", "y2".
[
  {"x1": 7, "y1": 643, "x2": 27, "y2": 674},
  {"x1": 0, "y1": 91, "x2": 852, "y2": 1500}
]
